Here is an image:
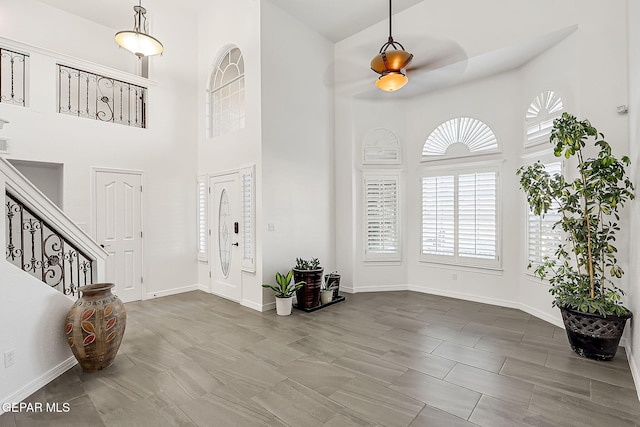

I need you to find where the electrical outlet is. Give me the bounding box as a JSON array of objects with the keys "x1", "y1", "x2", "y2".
[
  {"x1": 452, "y1": 273, "x2": 458, "y2": 280},
  {"x1": 4, "y1": 349, "x2": 15, "y2": 368}
]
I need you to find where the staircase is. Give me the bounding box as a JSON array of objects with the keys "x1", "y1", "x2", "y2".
[{"x1": 2, "y1": 156, "x2": 107, "y2": 295}]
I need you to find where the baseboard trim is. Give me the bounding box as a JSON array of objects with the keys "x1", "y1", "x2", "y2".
[
  {"x1": 241, "y1": 299, "x2": 273, "y2": 312},
  {"x1": 145, "y1": 284, "x2": 201, "y2": 300},
  {"x1": 344, "y1": 284, "x2": 408, "y2": 293},
  {"x1": 0, "y1": 357, "x2": 77, "y2": 415},
  {"x1": 627, "y1": 346, "x2": 640, "y2": 401}
]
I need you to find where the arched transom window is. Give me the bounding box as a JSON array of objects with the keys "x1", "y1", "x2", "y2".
[
  {"x1": 525, "y1": 91, "x2": 563, "y2": 146},
  {"x1": 208, "y1": 47, "x2": 245, "y2": 137},
  {"x1": 422, "y1": 117, "x2": 498, "y2": 159},
  {"x1": 363, "y1": 128, "x2": 401, "y2": 164}
]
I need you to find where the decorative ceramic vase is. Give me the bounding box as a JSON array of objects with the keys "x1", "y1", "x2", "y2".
[
  {"x1": 65, "y1": 283, "x2": 126, "y2": 372},
  {"x1": 275, "y1": 296, "x2": 293, "y2": 316}
]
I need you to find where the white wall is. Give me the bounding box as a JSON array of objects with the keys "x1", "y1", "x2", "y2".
[
  {"x1": 196, "y1": 0, "x2": 263, "y2": 309},
  {"x1": 260, "y1": 1, "x2": 335, "y2": 304},
  {"x1": 0, "y1": 260, "x2": 76, "y2": 411},
  {"x1": 9, "y1": 160, "x2": 64, "y2": 208},
  {"x1": 626, "y1": 0, "x2": 640, "y2": 399}
]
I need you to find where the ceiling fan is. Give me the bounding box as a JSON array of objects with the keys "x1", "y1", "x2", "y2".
[{"x1": 370, "y1": 0, "x2": 413, "y2": 92}]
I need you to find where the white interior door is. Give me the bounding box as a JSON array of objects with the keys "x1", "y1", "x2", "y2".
[
  {"x1": 95, "y1": 169, "x2": 143, "y2": 302},
  {"x1": 210, "y1": 173, "x2": 241, "y2": 302}
]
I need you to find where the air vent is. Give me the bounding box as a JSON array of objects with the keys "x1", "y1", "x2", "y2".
[{"x1": 0, "y1": 138, "x2": 10, "y2": 154}]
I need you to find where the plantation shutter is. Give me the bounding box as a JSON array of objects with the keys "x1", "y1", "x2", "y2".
[
  {"x1": 241, "y1": 168, "x2": 255, "y2": 271},
  {"x1": 197, "y1": 176, "x2": 207, "y2": 261},
  {"x1": 421, "y1": 175, "x2": 455, "y2": 256},
  {"x1": 458, "y1": 172, "x2": 497, "y2": 260},
  {"x1": 365, "y1": 174, "x2": 400, "y2": 258},
  {"x1": 527, "y1": 162, "x2": 562, "y2": 266}
]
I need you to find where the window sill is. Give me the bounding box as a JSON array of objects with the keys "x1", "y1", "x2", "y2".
[{"x1": 418, "y1": 259, "x2": 504, "y2": 275}]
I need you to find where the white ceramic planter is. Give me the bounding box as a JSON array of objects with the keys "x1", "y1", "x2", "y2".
[
  {"x1": 275, "y1": 296, "x2": 293, "y2": 315},
  {"x1": 320, "y1": 290, "x2": 333, "y2": 305}
]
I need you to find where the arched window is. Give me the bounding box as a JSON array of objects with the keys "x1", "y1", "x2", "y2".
[
  {"x1": 363, "y1": 128, "x2": 401, "y2": 164},
  {"x1": 525, "y1": 91, "x2": 563, "y2": 147},
  {"x1": 207, "y1": 47, "x2": 245, "y2": 137},
  {"x1": 421, "y1": 117, "x2": 501, "y2": 269},
  {"x1": 422, "y1": 117, "x2": 498, "y2": 159}
]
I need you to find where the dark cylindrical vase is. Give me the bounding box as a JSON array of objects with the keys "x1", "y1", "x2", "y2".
[
  {"x1": 293, "y1": 268, "x2": 324, "y2": 309},
  {"x1": 65, "y1": 283, "x2": 126, "y2": 372},
  {"x1": 560, "y1": 306, "x2": 632, "y2": 361}
]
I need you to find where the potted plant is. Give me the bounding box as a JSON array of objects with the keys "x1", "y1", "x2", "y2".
[
  {"x1": 325, "y1": 271, "x2": 341, "y2": 300},
  {"x1": 293, "y1": 257, "x2": 323, "y2": 309},
  {"x1": 517, "y1": 112, "x2": 634, "y2": 360},
  {"x1": 319, "y1": 279, "x2": 335, "y2": 305},
  {"x1": 262, "y1": 270, "x2": 304, "y2": 316}
]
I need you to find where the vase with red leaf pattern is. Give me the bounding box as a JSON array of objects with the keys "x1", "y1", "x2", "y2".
[{"x1": 65, "y1": 283, "x2": 126, "y2": 372}]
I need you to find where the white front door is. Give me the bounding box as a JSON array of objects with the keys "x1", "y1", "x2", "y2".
[
  {"x1": 209, "y1": 173, "x2": 241, "y2": 302},
  {"x1": 94, "y1": 169, "x2": 143, "y2": 302}
]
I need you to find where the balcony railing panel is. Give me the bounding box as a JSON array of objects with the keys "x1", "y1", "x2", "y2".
[
  {"x1": 5, "y1": 191, "x2": 93, "y2": 297},
  {"x1": 0, "y1": 48, "x2": 28, "y2": 106},
  {"x1": 58, "y1": 64, "x2": 146, "y2": 128}
]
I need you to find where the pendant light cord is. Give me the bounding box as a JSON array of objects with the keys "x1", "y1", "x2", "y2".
[{"x1": 388, "y1": 0, "x2": 393, "y2": 41}]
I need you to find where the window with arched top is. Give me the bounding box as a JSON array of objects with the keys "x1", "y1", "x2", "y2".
[
  {"x1": 207, "y1": 46, "x2": 245, "y2": 138},
  {"x1": 363, "y1": 128, "x2": 401, "y2": 164},
  {"x1": 420, "y1": 117, "x2": 501, "y2": 269},
  {"x1": 422, "y1": 117, "x2": 498, "y2": 160},
  {"x1": 525, "y1": 91, "x2": 563, "y2": 147}
]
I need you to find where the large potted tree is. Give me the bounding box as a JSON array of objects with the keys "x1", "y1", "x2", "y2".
[{"x1": 517, "y1": 112, "x2": 634, "y2": 360}]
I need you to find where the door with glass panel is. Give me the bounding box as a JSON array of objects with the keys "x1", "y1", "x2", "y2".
[{"x1": 209, "y1": 173, "x2": 241, "y2": 302}]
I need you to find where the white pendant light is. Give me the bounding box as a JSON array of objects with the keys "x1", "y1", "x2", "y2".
[
  {"x1": 115, "y1": 1, "x2": 164, "y2": 58},
  {"x1": 370, "y1": 0, "x2": 413, "y2": 92}
]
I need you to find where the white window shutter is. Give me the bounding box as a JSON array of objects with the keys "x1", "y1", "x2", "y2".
[
  {"x1": 197, "y1": 176, "x2": 207, "y2": 261},
  {"x1": 527, "y1": 162, "x2": 562, "y2": 266},
  {"x1": 240, "y1": 166, "x2": 255, "y2": 272},
  {"x1": 458, "y1": 172, "x2": 497, "y2": 260},
  {"x1": 422, "y1": 176, "x2": 455, "y2": 256},
  {"x1": 365, "y1": 174, "x2": 400, "y2": 260}
]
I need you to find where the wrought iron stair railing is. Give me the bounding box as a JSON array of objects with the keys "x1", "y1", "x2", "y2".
[{"x1": 5, "y1": 191, "x2": 93, "y2": 297}]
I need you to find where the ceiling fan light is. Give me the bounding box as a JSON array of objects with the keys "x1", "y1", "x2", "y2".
[
  {"x1": 376, "y1": 72, "x2": 408, "y2": 92},
  {"x1": 370, "y1": 49, "x2": 413, "y2": 74}
]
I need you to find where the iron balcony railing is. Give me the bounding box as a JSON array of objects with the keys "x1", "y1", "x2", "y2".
[
  {"x1": 58, "y1": 64, "x2": 146, "y2": 128},
  {"x1": 0, "y1": 47, "x2": 29, "y2": 107},
  {"x1": 5, "y1": 191, "x2": 94, "y2": 297}
]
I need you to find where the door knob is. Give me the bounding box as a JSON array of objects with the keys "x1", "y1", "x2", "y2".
[{"x1": 232, "y1": 242, "x2": 239, "y2": 246}]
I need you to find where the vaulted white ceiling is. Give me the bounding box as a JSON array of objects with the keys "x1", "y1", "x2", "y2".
[{"x1": 36, "y1": 0, "x2": 423, "y2": 43}]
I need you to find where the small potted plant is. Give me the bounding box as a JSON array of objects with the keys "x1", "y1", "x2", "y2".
[
  {"x1": 262, "y1": 270, "x2": 304, "y2": 316},
  {"x1": 325, "y1": 271, "x2": 341, "y2": 300},
  {"x1": 517, "y1": 112, "x2": 634, "y2": 360},
  {"x1": 319, "y1": 279, "x2": 335, "y2": 305},
  {"x1": 293, "y1": 258, "x2": 323, "y2": 309}
]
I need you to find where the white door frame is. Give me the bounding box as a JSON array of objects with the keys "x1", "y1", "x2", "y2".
[{"x1": 91, "y1": 167, "x2": 145, "y2": 299}]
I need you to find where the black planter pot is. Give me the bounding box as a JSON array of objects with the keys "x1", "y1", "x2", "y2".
[
  {"x1": 560, "y1": 306, "x2": 632, "y2": 361},
  {"x1": 293, "y1": 268, "x2": 323, "y2": 309}
]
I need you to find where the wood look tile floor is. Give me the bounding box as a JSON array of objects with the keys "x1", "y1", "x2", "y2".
[{"x1": 2, "y1": 290, "x2": 640, "y2": 426}]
